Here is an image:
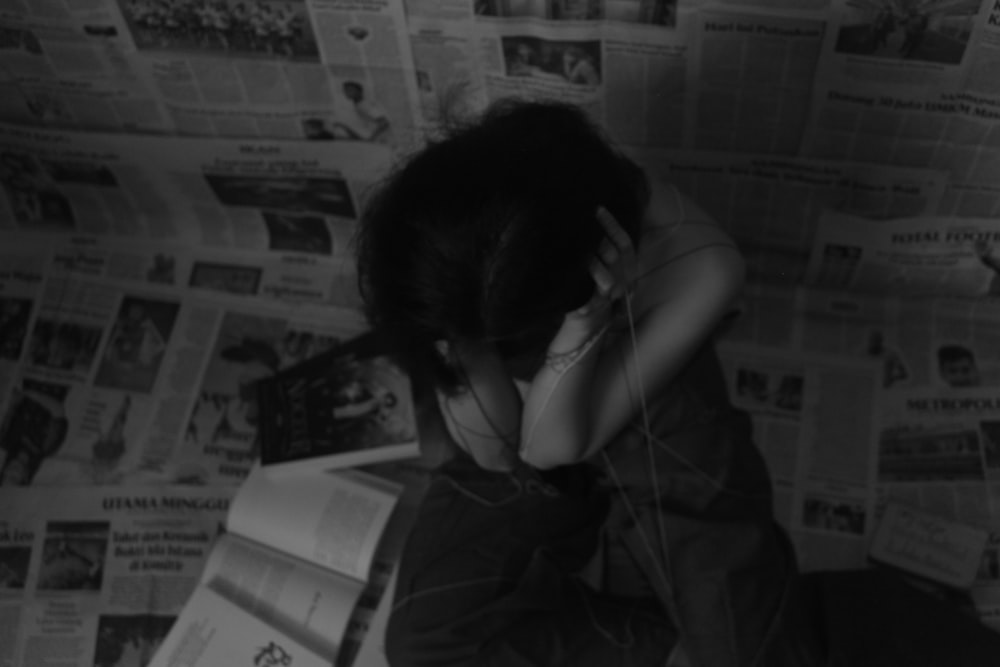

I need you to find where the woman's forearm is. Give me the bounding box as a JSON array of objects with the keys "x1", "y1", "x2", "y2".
[
  {"x1": 519, "y1": 318, "x2": 608, "y2": 469},
  {"x1": 520, "y1": 243, "x2": 745, "y2": 470}
]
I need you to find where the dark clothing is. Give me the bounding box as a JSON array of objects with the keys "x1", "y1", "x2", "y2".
[
  {"x1": 387, "y1": 456, "x2": 676, "y2": 666},
  {"x1": 387, "y1": 344, "x2": 798, "y2": 666},
  {"x1": 796, "y1": 569, "x2": 1000, "y2": 667},
  {"x1": 385, "y1": 343, "x2": 1000, "y2": 666}
]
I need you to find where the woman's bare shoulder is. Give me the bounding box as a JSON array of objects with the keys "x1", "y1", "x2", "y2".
[{"x1": 631, "y1": 181, "x2": 744, "y2": 319}]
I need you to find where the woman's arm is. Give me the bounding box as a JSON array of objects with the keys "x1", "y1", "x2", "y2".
[{"x1": 520, "y1": 184, "x2": 745, "y2": 469}]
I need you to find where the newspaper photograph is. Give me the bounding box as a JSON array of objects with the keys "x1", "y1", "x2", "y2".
[
  {"x1": 0, "y1": 484, "x2": 232, "y2": 667},
  {"x1": 799, "y1": 2, "x2": 1000, "y2": 189},
  {"x1": 804, "y1": 210, "x2": 1000, "y2": 297},
  {"x1": 815, "y1": 0, "x2": 990, "y2": 93},
  {"x1": 964, "y1": 0, "x2": 1000, "y2": 96}
]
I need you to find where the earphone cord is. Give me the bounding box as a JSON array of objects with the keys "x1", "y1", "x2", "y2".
[{"x1": 599, "y1": 290, "x2": 678, "y2": 622}]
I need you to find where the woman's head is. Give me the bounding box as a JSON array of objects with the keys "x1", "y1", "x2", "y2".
[{"x1": 354, "y1": 99, "x2": 648, "y2": 391}]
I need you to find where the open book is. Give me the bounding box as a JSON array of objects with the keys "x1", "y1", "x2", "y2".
[
  {"x1": 256, "y1": 330, "x2": 422, "y2": 477},
  {"x1": 148, "y1": 464, "x2": 402, "y2": 667}
]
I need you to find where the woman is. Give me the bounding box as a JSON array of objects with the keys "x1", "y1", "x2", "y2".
[{"x1": 354, "y1": 100, "x2": 798, "y2": 665}]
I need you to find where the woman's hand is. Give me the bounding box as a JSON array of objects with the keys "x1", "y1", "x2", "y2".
[{"x1": 550, "y1": 207, "x2": 636, "y2": 353}]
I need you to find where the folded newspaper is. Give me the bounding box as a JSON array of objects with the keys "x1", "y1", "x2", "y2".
[{"x1": 869, "y1": 502, "x2": 990, "y2": 590}]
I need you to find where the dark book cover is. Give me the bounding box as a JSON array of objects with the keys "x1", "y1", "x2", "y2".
[{"x1": 255, "y1": 330, "x2": 420, "y2": 475}]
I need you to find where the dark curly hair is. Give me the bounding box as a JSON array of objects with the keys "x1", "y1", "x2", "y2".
[{"x1": 353, "y1": 99, "x2": 649, "y2": 393}]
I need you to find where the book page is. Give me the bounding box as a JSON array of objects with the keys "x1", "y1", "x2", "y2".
[
  {"x1": 227, "y1": 465, "x2": 399, "y2": 582},
  {"x1": 201, "y1": 533, "x2": 365, "y2": 659},
  {"x1": 147, "y1": 586, "x2": 331, "y2": 667}
]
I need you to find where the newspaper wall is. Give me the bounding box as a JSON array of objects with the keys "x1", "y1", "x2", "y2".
[
  {"x1": 720, "y1": 310, "x2": 1000, "y2": 626},
  {"x1": 1, "y1": 0, "x2": 999, "y2": 650},
  {"x1": 0, "y1": 0, "x2": 422, "y2": 147},
  {"x1": 684, "y1": 2, "x2": 827, "y2": 155},
  {"x1": 802, "y1": 1, "x2": 1000, "y2": 214},
  {"x1": 0, "y1": 484, "x2": 232, "y2": 667},
  {"x1": 0, "y1": 123, "x2": 395, "y2": 256},
  {"x1": 0, "y1": 264, "x2": 368, "y2": 488},
  {"x1": 626, "y1": 147, "x2": 947, "y2": 284},
  {"x1": 876, "y1": 386, "x2": 1000, "y2": 627},
  {"x1": 723, "y1": 284, "x2": 1000, "y2": 518},
  {"x1": 404, "y1": 0, "x2": 830, "y2": 151},
  {"x1": 403, "y1": 0, "x2": 692, "y2": 144}
]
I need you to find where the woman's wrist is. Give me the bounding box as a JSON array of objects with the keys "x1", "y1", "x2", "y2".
[
  {"x1": 548, "y1": 305, "x2": 613, "y2": 353},
  {"x1": 543, "y1": 320, "x2": 609, "y2": 374}
]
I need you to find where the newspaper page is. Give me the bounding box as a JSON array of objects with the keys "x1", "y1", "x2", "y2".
[
  {"x1": 127, "y1": 0, "x2": 420, "y2": 147},
  {"x1": 0, "y1": 122, "x2": 394, "y2": 254},
  {"x1": 875, "y1": 387, "x2": 999, "y2": 530},
  {"x1": 801, "y1": 81, "x2": 1000, "y2": 185},
  {"x1": 717, "y1": 342, "x2": 883, "y2": 573},
  {"x1": 804, "y1": 211, "x2": 1000, "y2": 297},
  {"x1": 729, "y1": 284, "x2": 1000, "y2": 397},
  {"x1": 0, "y1": 484, "x2": 232, "y2": 667},
  {"x1": 801, "y1": 3, "x2": 1000, "y2": 195},
  {"x1": 965, "y1": 0, "x2": 1000, "y2": 96},
  {"x1": 685, "y1": 2, "x2": 827, "y2": 154},
  {"x1": 0, "y1": 264, "x2": 369, "y2": 488},
  {"x1": 0, "y1": 0, "x2": 423, "y2": 147},
  {"x1": 401, "y1": 0, "x2": 693, "y2": 147},
  {"x1": 0, "y1": 231, "x2": 364, "y2": 309},
  {"x1": 800, "y1": 1, "x2": 1000, "y2": 193},
  {"x1": 624, "y1": 147, "x2": 947, "y2": 284},
  {"x1": 0, "y1": 1, "x2": 175, "y2": 133},
  {"x1": 814, "y1": 0, "x2": 991, "y2": 94}
]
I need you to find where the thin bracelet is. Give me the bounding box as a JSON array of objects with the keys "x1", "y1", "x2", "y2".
[
  {"x1": 521, "y1": 321, "x2": 612, "y2": 458},
  {"x1": 543, "y1": 322, "x2": 611, "y2": 374}
]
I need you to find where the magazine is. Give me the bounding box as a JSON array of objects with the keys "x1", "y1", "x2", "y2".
[
  {"x1": 147, "y1": 464, "x2": 402, "y2": 666},
  {"x1": 256, "y1": 331, "x2": 421, "y2": 477}
]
